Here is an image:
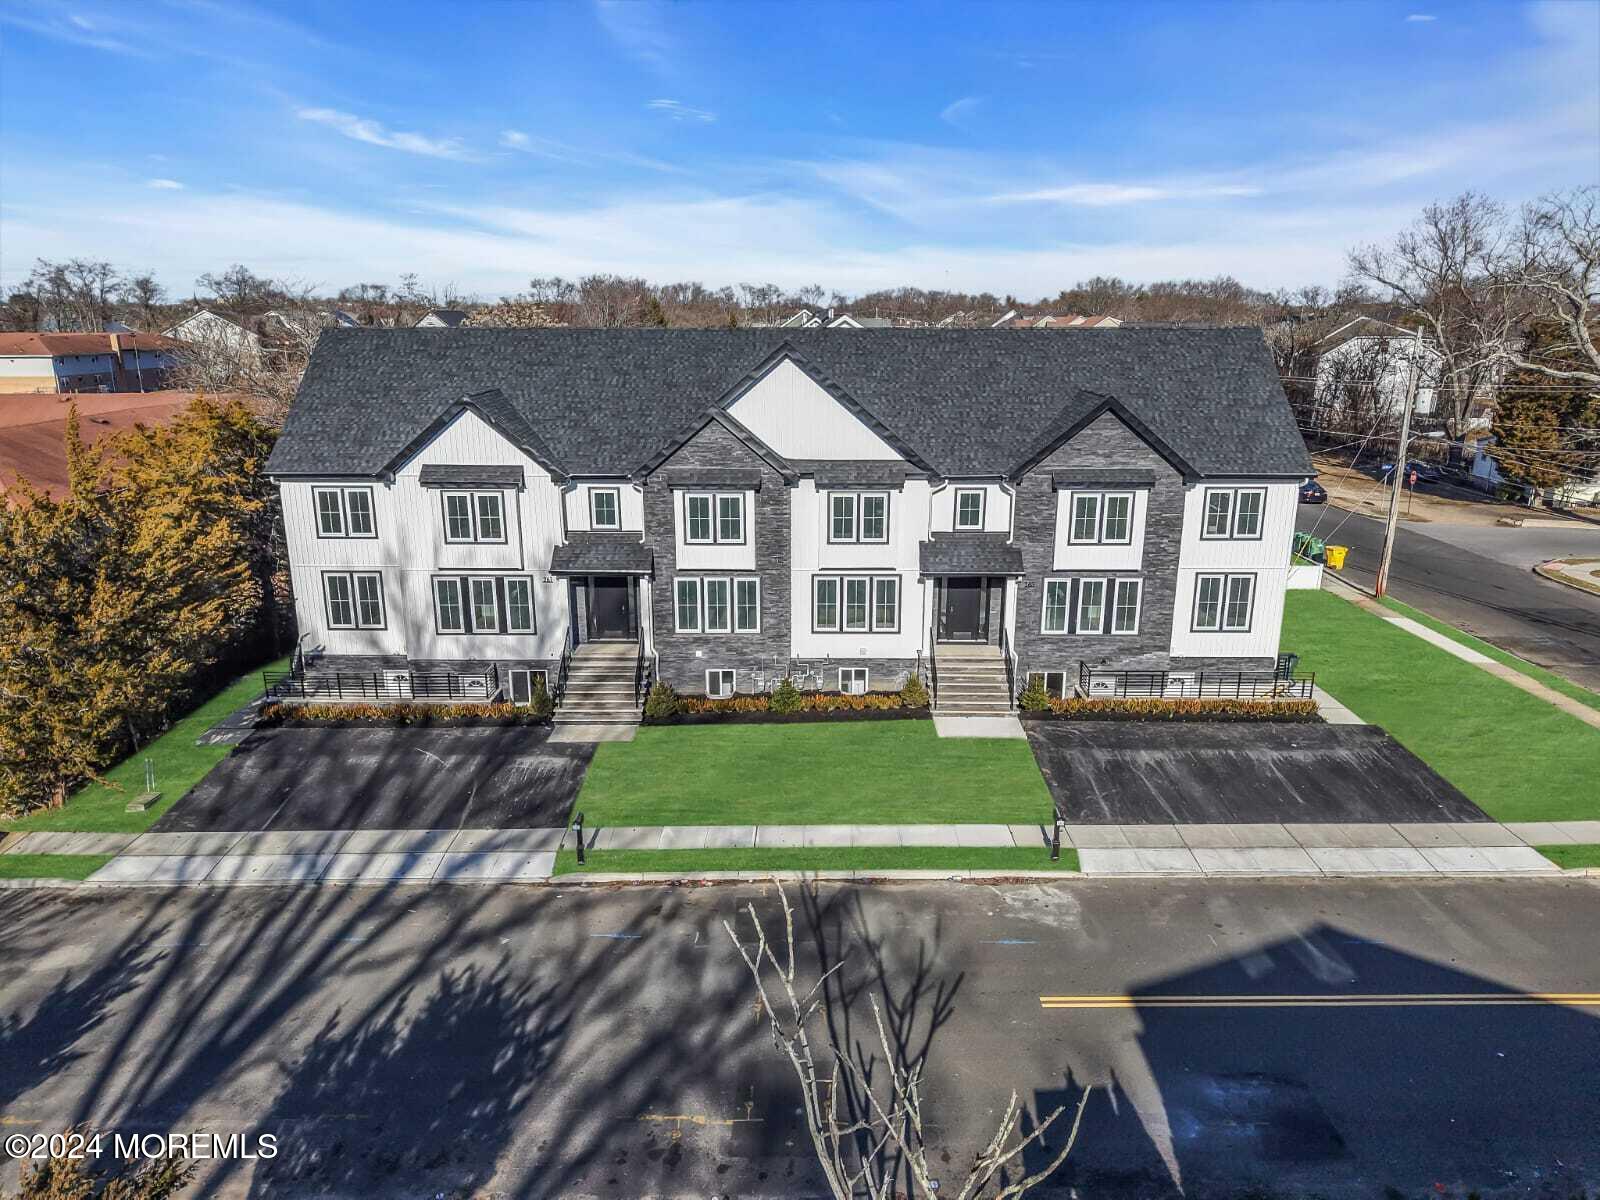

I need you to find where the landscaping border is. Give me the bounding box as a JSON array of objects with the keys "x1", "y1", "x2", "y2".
[
  {"x1": 645, "y1": 707, "x2": 929, "y2": 727},
  {"x1": 1019, "y1": 699, "x2": 1319, "y2": 723}
]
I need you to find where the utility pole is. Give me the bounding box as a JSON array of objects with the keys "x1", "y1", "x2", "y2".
[{"x1": 1375, "y1": 328, "x2": 1423, "y2": 598}]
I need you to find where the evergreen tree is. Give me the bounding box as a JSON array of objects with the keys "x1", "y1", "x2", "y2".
[{"x1": 1491, "y1": 321, "x2": 1600, "y2": 492}]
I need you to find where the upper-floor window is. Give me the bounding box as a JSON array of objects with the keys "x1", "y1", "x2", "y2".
[
  {"x1": 1067, "y1": 491, "x2": 1134, "y2": 545},
  {"x1": 1193, "y1": 572, "x2": 1255, "y2": 631},
  {"x1": 1201, "y1": 488, "x2": 1265, "y2": 540},
  {"x1": 954, "y1": 488, "x2": 986, "y2": 530},
  {"x1": 828, "y1": 492, "x2": 889, "y2": 543},
  {"x1": 432, "y1": 574, "x2": 536, "y2": 634},
  {"x1": 442, "y1": 491, "x2": 507, "y2": 544},
  {"x1": 683, "y1": 492, "x2": 745, "y2": 544},
  {"x1": 313, "y1": 487, "x2": 376, "y2": 539},
  {"x1": 323, "y1": 571, "x2": 385, "y2": 629},
  {"x1": 589, "y1": 487, "x2": 621, "y2": 529}
]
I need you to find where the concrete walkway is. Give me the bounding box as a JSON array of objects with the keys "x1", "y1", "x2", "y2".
[
  {"x1": 7, "y1": 819, "x2": 1595, "y2": 885},
  {"x1": 1326, "y1": 575, "x2": 1600, "y2": 732}
]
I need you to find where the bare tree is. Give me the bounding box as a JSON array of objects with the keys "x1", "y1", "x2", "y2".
[
  {"x1": 24, "y1": 258, "x2": 123, "y2": 330},
  {"x1": 725, "y1": 882, "x2": 1090, "y2": 1200},
  {"x1": 1495, "y1": 186, "x2": 1600, "y2": 387},
  {"x1": 1347, "y1": 193, "x2": 1511, "y2": 436},
  {"x1": 118, "y1": 273, "x2": 167, "y2": 328}
]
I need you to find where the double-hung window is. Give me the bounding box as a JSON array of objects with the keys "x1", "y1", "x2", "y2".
[
  {"x1": 673, "y1": 576, "x2": 760, "y2": 633},
  {"x1": 1201, "y1": 488, "x2": 1266, "y2": 540},
  {"x1": 955, "y1": 488, "x2": 986, "y2": 530},
  {"x1": 813, "y1": 574, "x2": 899, "y2": 633},
  {"x1": 442, "y1": 491, "x2": 507, "y2": 543},
  {"x1": 683, "y1": 492, "x2": 745, "y2": 543},
  {"x1": 1068, "y1": 491, "x2": 1134, "y2": 544},
  {"x1": 323, "y1": 571, "x2": 385, "y2": 629},
  {"x1": 1193, "y1": 573, "x2": 1255, "y2": 631},
  {"x1": 589, "y1": 487, "x2": 621, "y2": 529},
  {"x1": 828, "y1": 492, "x2": 890, "y2": 543},
  {"x1": 313, "y1": 487, "x2": 377, "y2": 539},
  {"x1": 432, "y1": 575, "x2": 535, "y2": 634},
  {"x1": 1041, "y1": 576, "x2": 1141, "y2": 635}
]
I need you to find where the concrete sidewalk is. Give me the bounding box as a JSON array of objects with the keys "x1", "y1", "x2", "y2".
[{"x1": 7, "y1": 818, "x2": 1593, "y2": 885}]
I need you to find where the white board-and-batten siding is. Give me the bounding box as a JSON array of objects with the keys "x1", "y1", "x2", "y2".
[
  {"x1": 726, "y1": 359, "x2": 902, "y2": 460},
  {"x1": 281, "y1": 409, "x2": 570, "y2": 663}
]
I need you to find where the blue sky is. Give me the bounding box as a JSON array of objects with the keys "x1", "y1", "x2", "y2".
[{"x1": 2, "y1": 0, "x2": 1597, "y2": 300}]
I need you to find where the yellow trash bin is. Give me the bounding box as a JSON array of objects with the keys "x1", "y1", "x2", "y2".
[{"x1": 1324, "y1": 545, "x2": 1348, "y2": 570}]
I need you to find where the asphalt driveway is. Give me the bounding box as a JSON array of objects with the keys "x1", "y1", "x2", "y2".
[
  {"x1": 153, "y1": 726, "x2": 592, "y2": 832},
  {"x1": 1027, "y1": 721, "x2": 1491, "y2": 824}
]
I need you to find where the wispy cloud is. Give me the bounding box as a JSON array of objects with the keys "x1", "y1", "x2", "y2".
[
  {"x1": 295, "y1": 107, "x2": 473, "y2": 160},
  {"x1": 939, "y1": 96, "x2": 982, "y2": 127},
  {"x1": 145, "y1": 178, "x2": 184, "y2": 190},
  {"x1": 1405, "y1": 13, "x2": 1438, "y2": 21},
  {"x1": 499, "y1": 129, "x2": 687, "y2": 174},
  {"x1": 594, "y1": 0, "x2": 677, "y2": 71},
  {"x1": 991, "y1": 182, "x2": 1262, "y2": 206},
  {"x1": 646, "y1": 98, "x2": 716, "y2": 123}
]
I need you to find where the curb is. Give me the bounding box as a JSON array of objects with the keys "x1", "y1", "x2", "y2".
[
  {"x1": 1534, "y1": 559, "x2": 1600, "y2": 599},
  {"x1": 5, "y1": 868, "x2": 1598, "y2": 890}
]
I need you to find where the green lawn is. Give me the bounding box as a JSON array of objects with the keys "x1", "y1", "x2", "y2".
[
  {"x1": 576, "y1": 722, "x2": 1052, "y2": 826},
  {"x1": 1284, "y1": 591, "x2": 1600, "y2": 823},
  {"x1": 1378, "y1": 596, "x2": 1600, "y2": 713},
  {"x1": 1536, "y1": 845, "x2": 1600, "y2": 870},
  {"x1": 0, "y1": 853, "x2": 113, "y2": 881},
  {"x1": 1, "y1": 655, "x2": 290, "y2": 835},
  {"x1": 553, "y1": 846, "x2": 1078, "y2": 875}
]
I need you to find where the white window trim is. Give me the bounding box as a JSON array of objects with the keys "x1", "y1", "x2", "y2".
[
  {"x1": 675, "y1": 576, "x2": 759, "y2": 634},
  {"x1": 871, "y1": 575, "x2": 900, "y2": 633},
  {"x1": 434, "y1": 577, "x2": 466, "y2": 633},
  {"x1": 1200, "y1": 488, "x2": 1266, "y2": 541},
  {"x1": 839, "y1": 666, "x2": 870, "y2": 695},
  {"x1": 1192, "y1": 572, "x2": 1255, "y2": 632},
  {"x1": 1040, "y1": 578, "x2": 1070, "y2": 634},
  {"x1": 442, "y1": 490, "x2": 507, "y2": 544},
  {"x1": 1029, "y1": 670, "x2": 1068, "y2": 699},
  {"x1": 313, "y1": 486, "x2": 376, "y2": 539},
  {"x1": 1076, "y1": 576, "x2": 1108, "y2": 635},
  {"x1": 813, "y1": 575, "x2": 840, "y2": 632},
  {"x1": 467, "y1": 576, "x2": 501, "y2": 633},
  {"x1": 954, "y1": 487, "x2": 986, "y2": 530},
  {"x1": 683, "y1": 492, "x2": 746, "y2": 544},
  {"x1": 1111, "y1": 578, "x2": 1142, "y2": 635},
  {"x1": 1222, "y1": 574, "x2": 1256, "y2": 631},
  {"x1": 841, "y1": 577, "x2": 870, "y2": 632},
  {"x1": 508, "y1": 668, "x2": 549, "y2": 705},
  {"x1": 706, "y1": 668, "x2": 736, "y2": 699},
  {"x1": 703, "y1": 577, "x2": 733, "y2": 633},
  {"x1": 683, "y1": 494, "x2": 714, "y2": 544},
  {"x1": 828, "y1": 491, "x2": 890, "y2": 544},
  {"x1": 324, "y1": 571, "x2": 384, "y2": 630},
  {"x1": 828, "y1": 492, "x2": 857, "y2": 543},
  {"x1": 1099, "y1": 492, "x2": 1135, "y2": 545},
  {"x1": 1067, "y1": 490, "x2": 1134, "y2": 545},
  {"x1": 814, "y1": 573, "x2": 899, "y2": 633},
  {"x1": 589, "y1": 487, "x2": 622, "y2": 530},
  {"x1": 504, "y1": 576, "x2": 536, "y2": 633}
]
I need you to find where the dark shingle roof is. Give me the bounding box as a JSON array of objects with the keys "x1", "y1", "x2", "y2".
[
  {"x1": 267, "y1": 328, "x2": 1310, "y2": 480},
  {"x1": 801, "y1": 462, "x2": 913, "y2": 490},
  {"x1": 549, "y1": 533, "x2": 653, "y2": 575},
  {"x1": 418, "y1": 464, "x2": 524, "y2": 488},
  {"x1": 919, "y1": 534, "x2": 1025, "y2": 576}
]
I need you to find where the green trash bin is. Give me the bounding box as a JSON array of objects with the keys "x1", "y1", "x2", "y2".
[{"x1": 1293, "y1": 532, "x2": 1326, "y2": 562}]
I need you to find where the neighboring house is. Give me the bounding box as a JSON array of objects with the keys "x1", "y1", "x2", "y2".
[
  {"x1": 770, "y1": 307, "x2": 896, "y2": 329},
  {"x1": 0, "y1": 390, "x2": 198, "y2": 499},
  {"x1": 1312, "y1": 318, "x2": 1442, "y2": 419},
  {"x1": 416, "y1": 308, "x2": 471, "y2": 328},
  {"x1": 0, "y1": 332, "x2": 181, "y2": 393},
  {"x1": 994, "y1": 313, "x2": 1124, "y2": 330},
  {"x1": 265, "y1": 328, "x2": 1310, "y2": 720},
  {"x1": 166, "y1": 308, "x2": 264, "y2": 360}
]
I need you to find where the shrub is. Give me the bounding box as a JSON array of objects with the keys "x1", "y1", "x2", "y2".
[
  {"x1": 643, "y1": 681, "x2": 680, "y2": 720},
  {"x1": 770, "y1": 677, "x2": 803, "y2": 714},
  {"x1": 1041, "y1": 697, "x2": 1320, "y2": 722},
  {"x1": 1018, "y1": 674, "x2": 1054, "y2": 713},
  {"x1": 526, "y1": 673, "x2": 555, "y2": 719},
  {"x1": 898, "y1": 672, "x2": 930, "y2": 709},
  {"x1": 260, "y1": 701, "x2": 542, "y2": 725}
]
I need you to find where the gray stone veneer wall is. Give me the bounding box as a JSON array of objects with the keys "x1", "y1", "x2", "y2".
[
  {"x1": 643, "y1": 421, "x2": 792, "y2": 694},
  {"x1": 1011, "y1": 411, "x2": 1189, "y2": 684},
  {"x1": 787, "y1": 657, "x2": 918, "y2": 694}
]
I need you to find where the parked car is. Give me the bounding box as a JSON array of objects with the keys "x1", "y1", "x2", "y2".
[{"x1": 1298, "y1": 479, "x2": 1327, "y2": 504}]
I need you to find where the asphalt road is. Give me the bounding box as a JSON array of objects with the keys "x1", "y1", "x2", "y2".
[
  {"x1": 5, "y1": 879, "x2": 1600, "y2": 1198},
  {"x1": 1298, "y1": 501, "x2": 1600, "y2": 691}
]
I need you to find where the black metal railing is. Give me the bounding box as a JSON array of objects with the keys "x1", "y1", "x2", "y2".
[
  {"x1": 999, "y1": 625, "x2": 1017, "y2": 705},
  {"x1": 926, "y1": 625, "x2": 939, "y2": 708},
  {"x1": 634, "y1": 642, "x2": 653, "y2": 707},
  {"x1": 1075, "y1": 663, "x2": 1316, "y2": 700},
  {"x1": 263, "y1": 665, "x2": 502, "y2": 702},
  {"x1": 554, "y1": 635, "x2": 574, "y2": 704}
]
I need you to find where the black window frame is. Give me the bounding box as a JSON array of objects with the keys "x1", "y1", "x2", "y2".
[
  {"x1": 430, "y1": 574, "x2": 534, "y2": 635},
  {"x1": 1040, "y1": 578, "x2": 1071, "y2": 634},
  {"x1": 1192, "y1": 571, "x2": 1256, "y2": 632},
  {"x1": 827, "y1": 491, "x2": 890, "y2": 544},
  {"x1": 954, "y1": 487, "x2": 986, "y2": 530},
  {"x1": 1200, "y1": 488, "x2": 1266, "y2": 541},
  {"x1": 441, "y1": 490, "x2": 508, "y2": 544},
  {"x1": 1111, "y1": 578, "x2": 1142, "y2": 635},
  {"x1": 673, "y1": 575, "x2": 760, "y2": 634},
  {"x1": 812, "y1": 573, "x2": 900, "y2": 633},
  {"x1": 313, "y1": 486, "x2": 377, "y2": 540},
  {"x1": 589, "y1": 486, "x2": 622, "y2": 530},
  {"x1": 682, "y1": 491, "x2": 746, "y2": 545},
  {"x1": 322, "y1": 570, "x2": 386, "y2": 630},
  {"x1": 504, "y1": 576, "x2": 537, "y2": 633}
]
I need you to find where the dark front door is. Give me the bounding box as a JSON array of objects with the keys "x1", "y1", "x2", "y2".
[
  {"x1": 587, "y1": 576, "x2": 633, "y2": 640},
  {"x1": 940, "y1": 577, "x2": 988, "y2": 642}
]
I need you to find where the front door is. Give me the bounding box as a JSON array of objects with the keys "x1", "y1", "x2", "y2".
[
  {"x1": 587, "y1": 576, "x2": 633, "y2": 640},
  {"x1": 940, "y1": 577, "x2": 988, "y2": 642}
]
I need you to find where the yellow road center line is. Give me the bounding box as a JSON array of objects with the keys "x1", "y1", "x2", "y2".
[{"x1": 1040, "y1": 993, "x2": 1600, "y2": 1008}]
